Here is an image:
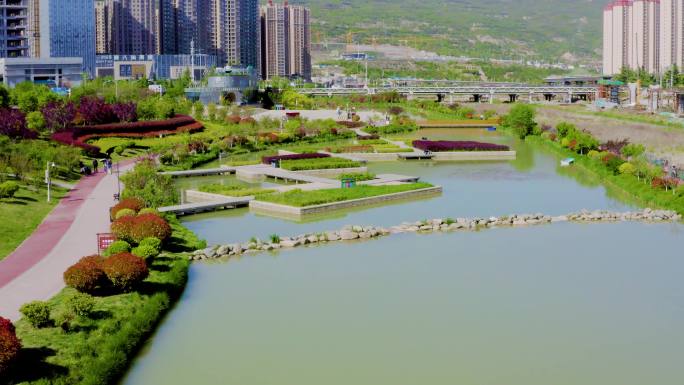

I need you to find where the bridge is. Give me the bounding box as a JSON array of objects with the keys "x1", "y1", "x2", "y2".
[{"x1": 295, "y1": 85, "x2": 598, "y2": 102}]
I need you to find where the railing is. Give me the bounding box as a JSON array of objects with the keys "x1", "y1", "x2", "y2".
[{"x1": 296, "y1": 86, "x2": 599, "y2": 96}]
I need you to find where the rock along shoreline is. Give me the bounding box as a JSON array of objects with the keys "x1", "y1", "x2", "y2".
[{"x1": 189, "y1": 208, "x2": 682, "y2": 261}]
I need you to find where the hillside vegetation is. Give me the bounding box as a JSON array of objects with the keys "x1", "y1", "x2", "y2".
[{"x1": 302, "y1": 0, "x2": 602, "y2": 62}]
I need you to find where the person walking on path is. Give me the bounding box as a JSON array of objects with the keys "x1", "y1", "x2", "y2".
[{"x1": 92, "y1": 159, "x2": 99, "y2": 173}]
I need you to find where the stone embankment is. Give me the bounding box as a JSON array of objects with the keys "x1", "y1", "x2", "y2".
[{"x1": 189, "y1": 209, "x2": 681, "y2": 260}]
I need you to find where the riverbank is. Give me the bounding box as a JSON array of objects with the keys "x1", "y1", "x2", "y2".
[
  {"x1": 524, "y1": 135, "x2": 684, "y2": 215},
  {"x1": 189, "y1": 208, "x2": 681, "y2": 260}
]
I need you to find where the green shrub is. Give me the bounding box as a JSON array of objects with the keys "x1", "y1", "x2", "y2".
[
  {"x1": 115, "y1": 208, "x2": 137, "y2": 219},
  {"x1": 63, "y1": 255, "x2": 107, "y2": 294},
  {"x1": 619, "y1": 162, "x2": 636, "y2": 175},
  {"x1": 502, "y1": 104, "x2": 537, "y2": 139},
  {"x1": 587, "y1": 150, "x2": 601, "y2": 159},
  {"x1": 337, "y1": 172, "x2": 376, "y2": 182},
  {"x1": 0, "y1": 317, "x2": 21, "y2": 374},
  {"x1": 0, "y1": 181, "x2": 19, "y2": 199},
  {"x1": 103, "y1": 240, "x2": 131, "y2": 257},
  {"x1": 138, "y1": 207, "x2": 161, "y2": 217},
  {"x1": 556, "y1": 122, "x2": 575, "y2": 138},
  {"x1": 20, "y1": 301, "x2": 52, "y2": 328},
  {"x1": 64, "y1": 292, "x2": 95, "y2": 318},
  {"x1": 269, "y1": 234, "x2": 281, "y2": 243},
  {"x1": 139, "y1": 237, "x2": 162, "y2": 252},
  {"x1": 132, "y1": 244, "x2": 159, "y2": 260},
  {"x1": 102, "y1": 253, "x2": 149, "y2": 292},
  {"x1": 621, "y1": 143, "x2": 646, "y2": 158}
]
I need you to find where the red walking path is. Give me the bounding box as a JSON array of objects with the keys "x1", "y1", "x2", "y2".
[{"x1": 0, "y1": 161, "x2": 135, "y2": 320}]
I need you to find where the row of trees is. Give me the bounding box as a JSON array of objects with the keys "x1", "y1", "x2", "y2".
[{"x1": 613, "y1": 64, "x2": 684, "y2": 87}]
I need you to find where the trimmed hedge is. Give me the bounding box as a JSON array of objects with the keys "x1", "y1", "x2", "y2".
[
  {"x1": 63, "y1": 255, "x2": 107, "y2": 294},
  {"x1": 131, "y1": 214, "x2": 172, "y2": 243},
  {"x1": 262, "y1": 152, "x2": 330, "y2": 165},
  {"x1": 102, "y1": 253, "x2": 149, "y2": 292},
  {"x1": 103, "y1": 240, "x2": 131, "y2": 257},
  {"x1": 111, "y1": 197, "x2": 145, "y2": 219},
  {"x1": 0, "y1": 181, "x2": 20, "y2": 199},
  {"x1": 280, "y1": 157, "x2": 362, "y2": 171},
  {"x1": 0, "y1": 317, "x2": 21, "y2": 374}
]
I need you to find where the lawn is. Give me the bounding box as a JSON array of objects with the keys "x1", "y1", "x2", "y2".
[
  {"x1": 257, "y1": 182, "x2": 434, "y2": 207},
  {"x1": 8, "y1": 253, "x2": 189, "y2": 385},
  {"x1": 0, "y1": 184, "x2": 67, "y2": 261},
  {"x1": 280, "y1": 157, "x2": 362, "y2": 171},
  {"x1": 198, "y1": 183, "x2": 276, "y2": 197}
]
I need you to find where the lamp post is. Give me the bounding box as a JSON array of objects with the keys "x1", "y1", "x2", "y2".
[
  {"x1": 45, "y1": 161, "x2": 55, "y2": 202},
  {"x1": 115, "y1": 161, "x2": 121, "y2": 200}
]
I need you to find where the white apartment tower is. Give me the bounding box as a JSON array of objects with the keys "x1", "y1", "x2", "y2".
[
  {"x1": 660, "y1": 0, "x2": 684, "y2": 71},
  {"x1": 603, "y1": 0, "x2": 684, "y2": 76}
]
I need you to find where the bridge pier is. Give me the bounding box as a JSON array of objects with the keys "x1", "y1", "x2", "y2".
[
  {"x1": 508, "y1": 94, "x2": 518, "y2": 103},
  {"x1": 544, "y1": 93, "x2": 554, "y2": 102},
  {"x1": 473, "y1": 94, "x2": 482, "y2": 103},
  {"x1": 437, "y1": 93, "x2": 445, "y2": 103}
]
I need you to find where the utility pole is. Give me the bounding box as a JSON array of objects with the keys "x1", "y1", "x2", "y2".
[
  {"x1": 45, "y1": 161, "x2": 54, "y2": 202},
  {"x1": 190, "y1": 39, "x2": 196, "y2": 85}
]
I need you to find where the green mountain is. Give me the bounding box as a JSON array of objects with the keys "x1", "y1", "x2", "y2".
[{"x1": 298, "y1": 0, "x2": 603, "y2": 62}]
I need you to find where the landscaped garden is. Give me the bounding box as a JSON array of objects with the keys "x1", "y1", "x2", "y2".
[
  {"x1": 279, "y1": 157, "x2": 363, "y2": 171},
  {"x1": 0, "y1": 162, "x2": 205, "y2": 384},
  {"x1": 198, "y1": 184, "x2": 276, "y2": 197}
]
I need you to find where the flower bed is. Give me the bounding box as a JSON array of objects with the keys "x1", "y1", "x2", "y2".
[
  {"x1": 261, "y1": 152, "x2": 330, "y2": 165},
  {"x1": 412, "y1": 140, "x2": 510, "y2": 152},
  {"x1": 51, "y1": 116, "x2": 203, "y2": 154}
]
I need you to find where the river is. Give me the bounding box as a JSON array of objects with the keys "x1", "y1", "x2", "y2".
[{"x1": 120, "y1": 129, "x2": 684, "y2": 385}]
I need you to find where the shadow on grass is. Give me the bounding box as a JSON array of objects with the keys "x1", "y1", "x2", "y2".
[
  {"x1": 6, "y1": 347, "x2": 68, "y2": 383},
  {"x1": 149, "y1": 263, "x2": 171, "y2": 272},
  {"x1": 15, "y1": 196, "x2": 38, "y2": 202},
  {"x1": 0, "y1": 199, "x2": 28, "y2": 205}
]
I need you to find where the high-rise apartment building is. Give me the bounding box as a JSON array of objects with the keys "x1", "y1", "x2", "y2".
[
  {"x1": 602, "y1": 0, "x2": 682, "y2": 76},
  {"x1": 0, "y1": 0, "x2": 30, "y2": 58},
  {"x1": 260, "y1": 0, "x2": 310, "y2": 80},
  {"x1": 287, "y1": 4, "x2": 310, "y2": 80},
  {"x1": 95, "y1": 0, "x2": 109, "y2": 54},
  {"x1": 260, "y1": 1, "x2": 288, "y2": 79},
  {"x1": 38, "y1": 0, "x2": 96, "y2": 76},
  {"x1": 659, "y1": 0, "x2": 684, "y2": 72},
  {"x1": 108, "y1": 0, "x2": 163, "y2": 55}
]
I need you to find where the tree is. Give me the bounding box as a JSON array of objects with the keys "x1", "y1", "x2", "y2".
[
  {"x1": 615, "y1": 67, "x2": 637, "y2": 84},
  {"x1": 207, "y1": 103, "x2": 217, "y2": 121},
  {"x1": 0, "y1": 108, "x2": 36, "y2": 139},
  {"x1": 0, "y1": 85, "x2": 9, "y2": 108},
  {"x1": 112, "y1": 101, "x2": 138, "y2": 122},
  {"x1": 78, "y1": 97, "x2": 115, "y2": 125},
  {"x1": 42, "y1": 101, "x2": 76, "y2": 132},
  {"x1": 26, "y1": 111, "x2": 46, "y2": 132},
  {"x1": 503, "y1": 104, "x2": 537, "y2": 139}
]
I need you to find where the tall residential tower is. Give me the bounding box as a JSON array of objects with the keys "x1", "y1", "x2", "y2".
[{"x1": 0, "y1": 0, "x2": 30, "y2": 58}]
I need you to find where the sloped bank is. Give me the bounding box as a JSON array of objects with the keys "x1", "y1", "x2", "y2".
[{"x1": 189, "y1": 208, "x2": 681, "y2": 260}]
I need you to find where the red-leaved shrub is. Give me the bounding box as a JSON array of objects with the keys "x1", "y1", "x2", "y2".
[
  {"x1": 111, "y1": 215, "x2": 137, "y2": 243},
  {"x1": 102, "y1": 253, "x2": 149, "y2": 292},
  {"x1": 111, "y1": 197, "x2": 145, "y2": 218},
  {"x1": 63, "y1": 255, "x2": 107, "y2": 293},
  {"x1": 130, "y1": 214, "x2": 172, "y2": 243},
  {"x1": 0, "y1": 317, "x2": 21, "y2": 374}
]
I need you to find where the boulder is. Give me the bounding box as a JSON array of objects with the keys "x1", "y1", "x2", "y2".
[{"x1": 340, "y1": 230, "x2": 359, "y2": 240}]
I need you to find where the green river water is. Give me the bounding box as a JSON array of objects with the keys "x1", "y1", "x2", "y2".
[{"x1": 120, "y1": 130, "x2": 684, "y2": 385}]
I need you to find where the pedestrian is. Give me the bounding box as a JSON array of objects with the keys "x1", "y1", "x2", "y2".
[
  {"x1": 103, "y1": 159, "x2": 109, "y2": 174},
  {"x1": 108, "y1": 159, "x2": 113, "y2": 175},
  {"x1": 92, "y1": 158, "x2": 98, "y2": 173}
]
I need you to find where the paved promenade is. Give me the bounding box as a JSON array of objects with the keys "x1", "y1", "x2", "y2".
[{"x1": 0, "y1": 161, "x2": 134, "y2": 321}]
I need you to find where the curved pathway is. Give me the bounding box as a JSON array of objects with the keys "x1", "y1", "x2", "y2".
[{"x1": 0, "y1": 160, "x2": 135, "y2": 321}]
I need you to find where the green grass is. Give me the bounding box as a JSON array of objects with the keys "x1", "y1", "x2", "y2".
[
  {"x1": 280, "y1": 157, "x2": 362, "y2": 171},
  {"x1": 8, "y1": 252, "x2": 190, "y2": 385},
  {"x1": 198, "y1": 184, "x2": 276, "y2": 197},
  {"x1": 337, "y1": 172, "x2": 376, "y2": 182},
  {"x1": 0, "y1": 184, "x2": 67, "y2": 261},
  {"x1": 257, "y1": 182, "x2": 434, "y2": 207}
]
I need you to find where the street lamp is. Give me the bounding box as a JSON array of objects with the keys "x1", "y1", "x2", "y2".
[
  {"x1": 45, "y1": 161, "x2": 56, "y2": 202},
  {"x1": 115, "y1": 161, "x2": 121, "y2": 201}
]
